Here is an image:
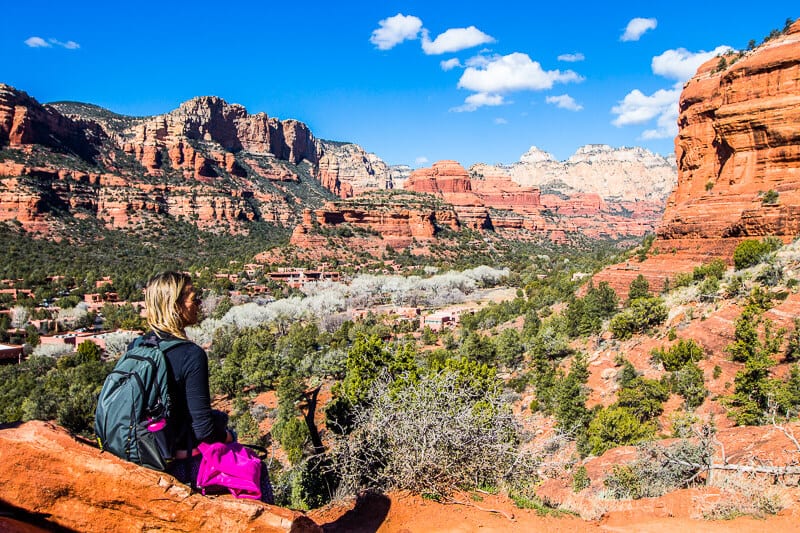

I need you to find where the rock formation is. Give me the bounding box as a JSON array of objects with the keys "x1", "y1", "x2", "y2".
[
  {"x1": 660, "y1": 22, "x2": 800, "y2": 241},
  {"x1": 402, "y1": 160, "x2": 660, "y2": 240},
  {"x1": 0, "y1": 85, "x2": 386, "y2": 235},
  {"x1": 289, "y1": 191, "x2": 460, "y2": 251},
  {"x1": 472, "y1": 144, "x2": 677, "y2": 203},
  {"x1": 316, "y1": 141, "x2": 395, "y2": 198},
  {"x1": 593, "y1": 21, "x2": 800, "y2": 299},
  {"x1": 0, "y1": 421, "x2": 320, "y2": 532}
]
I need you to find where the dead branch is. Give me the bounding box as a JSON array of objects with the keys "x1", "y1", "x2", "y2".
[{"x1": 446, "y1": 497, "x2": 515, "y2": 521}]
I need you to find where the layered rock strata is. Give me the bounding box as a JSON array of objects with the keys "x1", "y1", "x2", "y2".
[
  {"x1": 593, "y1": 21, "x2": 800, "y2": 300},
  {"x1": 0, "y1": 84, "x2": 391, "y2": 235},
  {"x1": 660, "y1": 21, "x2": 800, "y2": 241}
]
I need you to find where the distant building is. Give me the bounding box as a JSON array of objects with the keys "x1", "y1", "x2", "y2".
[
  {"x1": 268, "y1": 269, "x2": 341, "y2": 289},
  {"x1": 0, "y1": 344, "x2": 23, "y2": 365},
  {"x1": 423, "y1": 311, "x2": 457, "y2": 332}
]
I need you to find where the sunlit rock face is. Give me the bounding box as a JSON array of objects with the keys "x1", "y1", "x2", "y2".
[
  {"x1": 660, "y1": 20, "x2": 800, "y2": 241},
  {"x1": 592, "y1": 21, "x2": 800, "y2": 300}
]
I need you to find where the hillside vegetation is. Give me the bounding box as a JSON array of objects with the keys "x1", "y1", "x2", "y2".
[{"x1": 3, "y1": 233, "x2": 800, "y2": 519}]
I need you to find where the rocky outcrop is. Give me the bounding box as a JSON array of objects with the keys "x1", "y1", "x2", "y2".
[
  {"x1": 0, "y1": 84, "x2": 106, "y2": 163},
  {"x1": 660, "y1": 21, "x2": 800, "y2": 241},
  {"x1": 473, "y1": 144, "x2": 677, "y2": 203},
  {"x1": 593, "y1": 21, "x2": 800, "y2": 300},
  {"x1": 402, "y1": 160, "x2": 658, "y2": 239},
  {"x1": 111, "y1": 97, "x2": 318, "y2": 177},
  {"x1": 0, "y1": 421, "x2": 320, "y2": 533},
  {"x1": 317, "y1": 141, "x2": 394, "y2": 198},
  {"x1": 404, "y1": 161, "x2": 491, "y2": 229},
  {"x1": 0, "y1": 85, "x2": 358, "y2": 235},
  {"x1": 289, "y1": 192, "x2": 460, "y2": 250}
]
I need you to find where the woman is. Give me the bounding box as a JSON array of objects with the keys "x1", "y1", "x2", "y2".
[{"x1": 143, "y1": 271, "x2": 273, "y2": 503}]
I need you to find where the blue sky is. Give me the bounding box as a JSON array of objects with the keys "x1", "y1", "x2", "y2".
[{"x1": 2, "y1": 2, "x2": 796, "y2": 167}]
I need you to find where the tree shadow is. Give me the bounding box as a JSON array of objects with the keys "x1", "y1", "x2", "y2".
[
  {"x1": 320, "y1": 491, "x2": 391, "y2": 533},
  {"x1": 0, "y1": 499, "x2": 81, "y2": 532}
]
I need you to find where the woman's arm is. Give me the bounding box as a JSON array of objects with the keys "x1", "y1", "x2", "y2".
[{"x1": 183, "y1": 347, "x2": 229, "y2": 443}]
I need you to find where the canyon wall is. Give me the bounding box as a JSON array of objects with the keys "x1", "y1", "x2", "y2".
[{"x1": 593, "y1": 21, "x2": 800, "y2": 299}]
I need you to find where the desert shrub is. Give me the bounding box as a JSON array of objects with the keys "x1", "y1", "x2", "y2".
[
  {"x1": 664, "y1": 362, "x2": 707, "y2": 409},
  {"x1": 458, "y1": 331, "x2": 497, "y2": 365},
  {"x1": 700, "y1": 473, "x2": 788, "y2": 519},
  {"x1": 697, "y1": 277, "x2": 720, "y2": 301},
  {"x1": 564, "y1": 281, "x2": 619, "y2": 338},
  {"x1": 725, "y1": 306, "x2": 784, "y2": 425},
  {"x1": 733, "y1": 238, "x2": 781, "y2": 270},
  {"x1": 331, "y1": 370, "x2": 535, "y2": 499},
  {"x1": 494, "y1": 328, "x2": 524, "y2": 368},
  {"x1": 553, "y1": 353, "x2": 592, "y2": 454},
  {"x1": 627, "y1": 275, "x2": 651, "y2": 302},
  {"x1": 771, "y1": 364, "x2": 800, "y2": 417},
  {"x1": 521, "y1": 308, "x2": 541, "y2": 341},
  {"x1": 725, "y1": 305, "x2": 781, "y2": 363},
  {"x1": 756, "y1": 262, "x2": 783, "y2": 287},
  {"x1": 587, "y1": 406, "x2": 656, "y2": 456},
  {"x1": 572, "y1": 465, "x2": 590, "y2": 492},
  {"x1": 651, "y1": 339, "x2": 704, "y2": 372},
  {"x1": 616, "y1": 358, "x2": 639, "y2": 389},
  {"x1": 672, "y1": 272, "x2": 694, "y2": 289},
  {"x1": 616, "y1": 377, "x2": 669, "y2": 421},
  {"x1": 724, "y1": 275, "x2": 746, "y2": 298},
  {"x1": 761, "y1": 189, "x2": 779, "y2": 205},
  {"x1": 609, "y1": 297, "x2": 668, "y2": 339},
  {"x1": 692, "y1": 259, "x2": 726, "y2": 282},
  {"x1": 785, "y1": 318, "x2": 800, "y2": 362},
  {"x1": 603, "y1": 440, "x2": 710, "y2": 499}
]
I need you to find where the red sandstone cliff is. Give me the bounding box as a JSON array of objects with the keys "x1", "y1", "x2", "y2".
[
  {"x1": 0, "y1": 85, "x2": 351, "y2": 235},
  {"x1": 594, "y1": 21, "x2": 800, "y2": 299},
  {"x1": 403, "y1": 160, "x2": 658, "y2": 240},
  {"x1": 661, "y1": 22, "x2": 800, "y2": 241}
]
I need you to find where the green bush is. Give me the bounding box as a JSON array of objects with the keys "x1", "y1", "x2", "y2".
[
  {"x1": 587, "y1": 406, "x2": 656, "y2": 456},
  {"x1": 627, "y1": 275, "x2": 651, "y2": 302},
  {"x1": 761, "y1": 189, "x2": 779, "y2": 205},
  {"x1": 651, "y1": 339, "x2": 704, "y2": 372},
  {"x1": 572, "y1": 465, "x2": 590, "y2": 492},
  {"x1": 733, "y1": 238, "x2": 781, "y2": 270},
  {"x1": 609, "y1": 297, "x2": 668, "y2": 339},
  {"x1": 664, "y1": 362, "x2": 707, "y2": 409},
  {"x1": 616, "y1": 378, "x2": 669, "y2": 421}
]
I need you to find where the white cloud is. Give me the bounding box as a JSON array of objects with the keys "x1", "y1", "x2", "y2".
[
  {"x1": 557, "y1": 52, "x2": 585, "y2": 62},
  {"x1": 451, "y1": 92, "x2": 506, "y2": 112},
  {"x1": 465, "y1": 54, "x2": 493, "y2": 68},
  {"x1": 641, "y1": 103, "x2": 680, "y2": 139},
  {"x1": 494, "y1": 117, "x2": 508, "y2": 125},
  {"x1": 414, "y1": 156, "x2": 429, "y2": 166},
  {"x1": 25, "y1": 36, "x2": 80, "y2": 49},
  {"x1": 370, "y1": 13, "x2": 423, "y2": 50},
  {"x1": 24, "y1": 36, "x2": 51, "y2": 48},
  {"x1": 612, "y1": 43, "x2": 733, "y2": 139},
  {"x1": 611, "y1": 86, "x2": 681, "y2": 142},
  {"x1": 440, "y1": 58, "x2": 462, "y2": 71},
  {"x1": 652, "y1": 45, "x2": 733, "y2": 81},
  {"x1": 620, "y1": 17, "x2": 657, "y2": 42},
  {"x1": 458, "y1": 52, "x2": 582, "y2": 94},
  {"x1": 421, "y1": 26, "x2": 495, "y2": 55},
  {"x1": 546, "y1": 94, "x2": 583, "y2": 111},
  {"x1": 49, "y1": 38, "x2": 80, "y2": 49}
]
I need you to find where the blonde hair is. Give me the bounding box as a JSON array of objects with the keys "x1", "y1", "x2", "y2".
[{"x1": 144, "y1": 271, "x2": 193, "y2": 339}]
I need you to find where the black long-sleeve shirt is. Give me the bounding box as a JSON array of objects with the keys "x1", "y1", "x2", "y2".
[{"x1": 149, "y1": 332, "x2": 228, "y2": 450}]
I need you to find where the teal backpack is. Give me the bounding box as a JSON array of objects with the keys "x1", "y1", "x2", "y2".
[{"x1": 94, "y1": 332, "x2": 185, "y2": 470}]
